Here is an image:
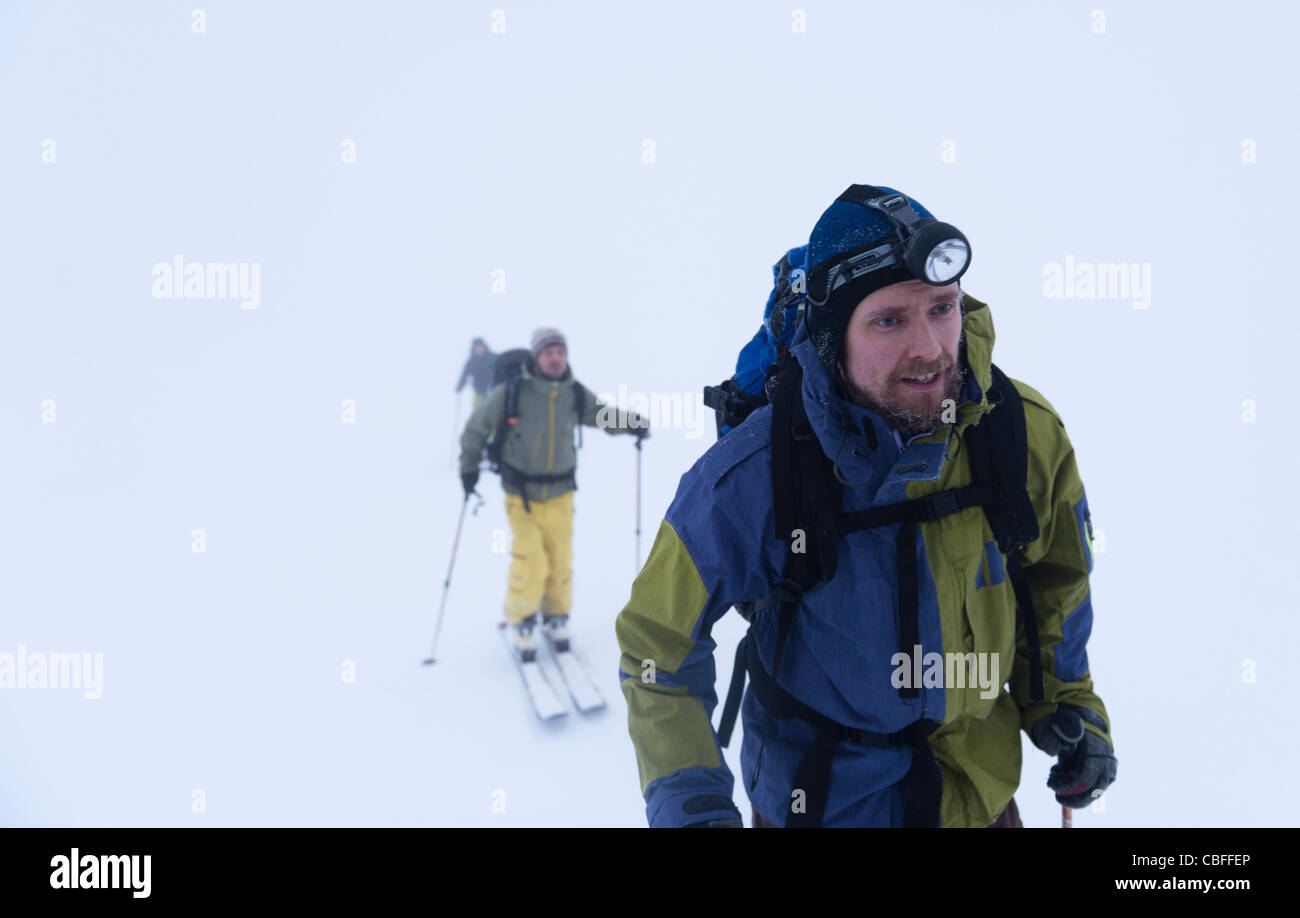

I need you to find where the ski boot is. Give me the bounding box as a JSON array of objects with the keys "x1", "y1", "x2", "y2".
[
  {"x1": 542, "y1": 613, "x2": 570, "y2": 653},
  {"x1": 512, "y1": 614, "x2": 539, "y2": 663}
]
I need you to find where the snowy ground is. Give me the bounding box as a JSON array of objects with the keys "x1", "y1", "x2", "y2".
[{"x1": 2, "y1": 0, "x2": 1297, "y2": 827}]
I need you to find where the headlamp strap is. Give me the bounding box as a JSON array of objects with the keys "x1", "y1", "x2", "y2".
[{"x1": 836, "y1": 184, "x2": 927, "y2": 236}]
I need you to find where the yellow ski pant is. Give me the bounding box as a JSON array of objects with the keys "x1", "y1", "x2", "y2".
[{"x1": 503, "y1": 491, "x2": 574, "y2": 623}]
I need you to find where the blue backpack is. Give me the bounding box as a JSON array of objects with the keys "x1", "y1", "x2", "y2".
[{"x1": 702, "y1": 245, "x2": 808, "y2": 437}]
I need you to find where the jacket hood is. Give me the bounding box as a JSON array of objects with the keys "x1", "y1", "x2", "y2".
[{"x1": 790, "y1": 291, "x2": 998, "y2": 498}]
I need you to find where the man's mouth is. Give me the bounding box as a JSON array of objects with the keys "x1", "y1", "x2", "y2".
[{"x1": 898, "y1": 370, "x2": 942, "y2": 391}]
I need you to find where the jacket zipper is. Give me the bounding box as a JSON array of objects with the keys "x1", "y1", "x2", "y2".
[{"x1": 543, "y1": 386, "x2": 557, "y2": 501}]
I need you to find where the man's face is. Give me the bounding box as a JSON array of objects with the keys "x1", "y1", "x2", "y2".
[
  {"x1": 837, "y1": 280, "x2": 965, "y2": 435},
  {"x1": 536, "y1": 344, "x2": 568, "y2": 380},
  {"x1": 473, "y1": 343, "x2": 485, "y2": 356}
]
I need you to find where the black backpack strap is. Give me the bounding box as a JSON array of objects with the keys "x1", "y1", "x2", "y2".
[
  {"x1": 895, "y1": 513, "x2": 921, "y2": 700},
  {"x1": 505, "y1": 376, "x2": 522, "y2": 424},
  {"x1": 719, "y1": 361, "x2": 823, "y2": 748},
  {"x1": 966, "y1": 364, "x2": 1044, "y2": 702},
  {"x1": 486, "y1": 375, "x2": 524, "y2": 498},
  {"x1": 1008, "y1": 560, "x2": 1045, "y2": 703},
  {"x1": 972, "y1": 365, "x2": 1039, "y2": 554},
  {"x1": 496, "y1": 376, "x2": 523, "y2": 459},
  {"x1": 487, "y1": 376, "x2": 519, "y2": 470},
  {"x1": 725, "y1": 631, "x2": 942, "y2": 827},
  {"x1": 768, "y1": 360, "x2": 840, "y2": 681},
  {"x1": 716, "y1": 632, "x2": 750, "y2": 748},
  {"x1": 769, "y1": 357, "x2": 798, "y2": 542},
  {"x1": 572, "y1": 381, "x2": 586, "y2": 449}
]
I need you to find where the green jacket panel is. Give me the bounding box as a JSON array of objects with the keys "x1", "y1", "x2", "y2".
[{"x1": 458, "y1": 365, "x2": 642, "y2": 503}]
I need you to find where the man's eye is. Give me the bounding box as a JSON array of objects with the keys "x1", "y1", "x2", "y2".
[
  {"x1": 934, "y1": 303, "x2": 954, "y2": 315},
  {"x1": 876, "y1": 317, "x2": 897, "y2": 328}
]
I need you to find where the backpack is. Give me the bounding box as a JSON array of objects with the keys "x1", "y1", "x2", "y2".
[
  {"x1": 702, "y1": 245, "x2": 808, "y2": 436},
  {"x1": 703, "y1": 269, "x2": 1048, "y2": 827},
  {"x1": 485, "y1": 348, "x2": 588, "y2": 511},
  {"x1": 491, "y1": 347, "x2": 533, "y2": 390}
]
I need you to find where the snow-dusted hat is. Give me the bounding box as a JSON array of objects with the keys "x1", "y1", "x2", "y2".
[
  {"x1": 805, "y1": 185, "x2": 968, "y2": 371},
  {"x1": 531, "y1": 327, "x2": 567, "y2": 357}
]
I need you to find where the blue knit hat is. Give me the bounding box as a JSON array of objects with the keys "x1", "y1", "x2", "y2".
[{"x1": 804, "y1": 185, "x2": 942, "y2": 370}]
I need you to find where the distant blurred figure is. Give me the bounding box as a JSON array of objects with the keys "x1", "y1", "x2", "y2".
[{"x1": 456, "y1": 337, "x2": 497, "y2": 409}]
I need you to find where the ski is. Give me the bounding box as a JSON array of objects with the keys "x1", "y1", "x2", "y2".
[
  {"x1": 499, "y1": 622, "x2": 567, "y2": 720},
  {"x1": 545, "y1": 635, "x2": 606, "y2": 713}
]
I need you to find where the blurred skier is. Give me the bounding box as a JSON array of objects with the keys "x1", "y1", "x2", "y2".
[
  {"x1": 616, "y1": 185, "x2": 1117, "y2": 827},
  {"x1": 456, "y1": 337, "x2": 497, "y2": 409},
  {"x1": 459, "y1": 327, "x2": 648, "y2": 661}
]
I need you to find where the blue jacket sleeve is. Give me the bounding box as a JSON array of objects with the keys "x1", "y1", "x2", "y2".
[{"x1": 615, "y1": 419, "x2": 777, "y2": 826}]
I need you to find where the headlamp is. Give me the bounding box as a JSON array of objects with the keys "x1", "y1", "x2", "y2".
[{"x1": 807, "y1": 187, "x2": 970, "y2": 306}]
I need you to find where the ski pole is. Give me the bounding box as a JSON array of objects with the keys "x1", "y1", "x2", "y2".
[
  {"x1": 422, "y1": 491, "x2": 480, "y2": 665},
  {"x1": 634, "y1": 437, "x2": 643, "y2": 572}
]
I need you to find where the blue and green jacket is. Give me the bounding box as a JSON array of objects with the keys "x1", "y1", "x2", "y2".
[{"x1": 615, "y1": 293, "x2": 1112, "y2": 827}]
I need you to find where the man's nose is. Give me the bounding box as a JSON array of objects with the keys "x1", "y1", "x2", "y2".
[{"x1": 905, "y1": 317, "x2": 943, "y2": 362}]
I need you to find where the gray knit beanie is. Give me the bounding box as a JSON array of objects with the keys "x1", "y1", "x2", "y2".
[{"x1": 530, "y1": 327, "x2": 567, "y2": 357}]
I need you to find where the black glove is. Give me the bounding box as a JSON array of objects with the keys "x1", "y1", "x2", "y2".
[
  {"x1": 632, "y1": 421, "x2": 650, "y2": 441},
  {"x1": 461, "y1": 471, "x2": 479, "y2": 497},
  {"x1": 1029, "y1": 703, "x2": 1089, "y2": 756},
  {"x1": 686, "y1": 815, "x2": 743, "y2": 827},
  {"x1": 681, "y1": 794, "x2": 742, "y2": 827},
  {"x1": 1031, "y1": 703, "x2": 1117, "y2": 808},
  {"x1": 1048, "y1": 730, "x2": 1117, "y2": 807}
]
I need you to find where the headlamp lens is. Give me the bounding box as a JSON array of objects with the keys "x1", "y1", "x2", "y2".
[{"x1": 923, "y1": 238, "x2": 969, "y2": 284}]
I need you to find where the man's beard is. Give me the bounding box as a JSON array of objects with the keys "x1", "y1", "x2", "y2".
[{"x1": 839, "y1": 356, "x2": 967, "y2": 437}]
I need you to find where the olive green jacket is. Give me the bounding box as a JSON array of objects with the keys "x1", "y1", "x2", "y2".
[{"x1": 460, "y1": 363, "x2": 642, "y2": 503}]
